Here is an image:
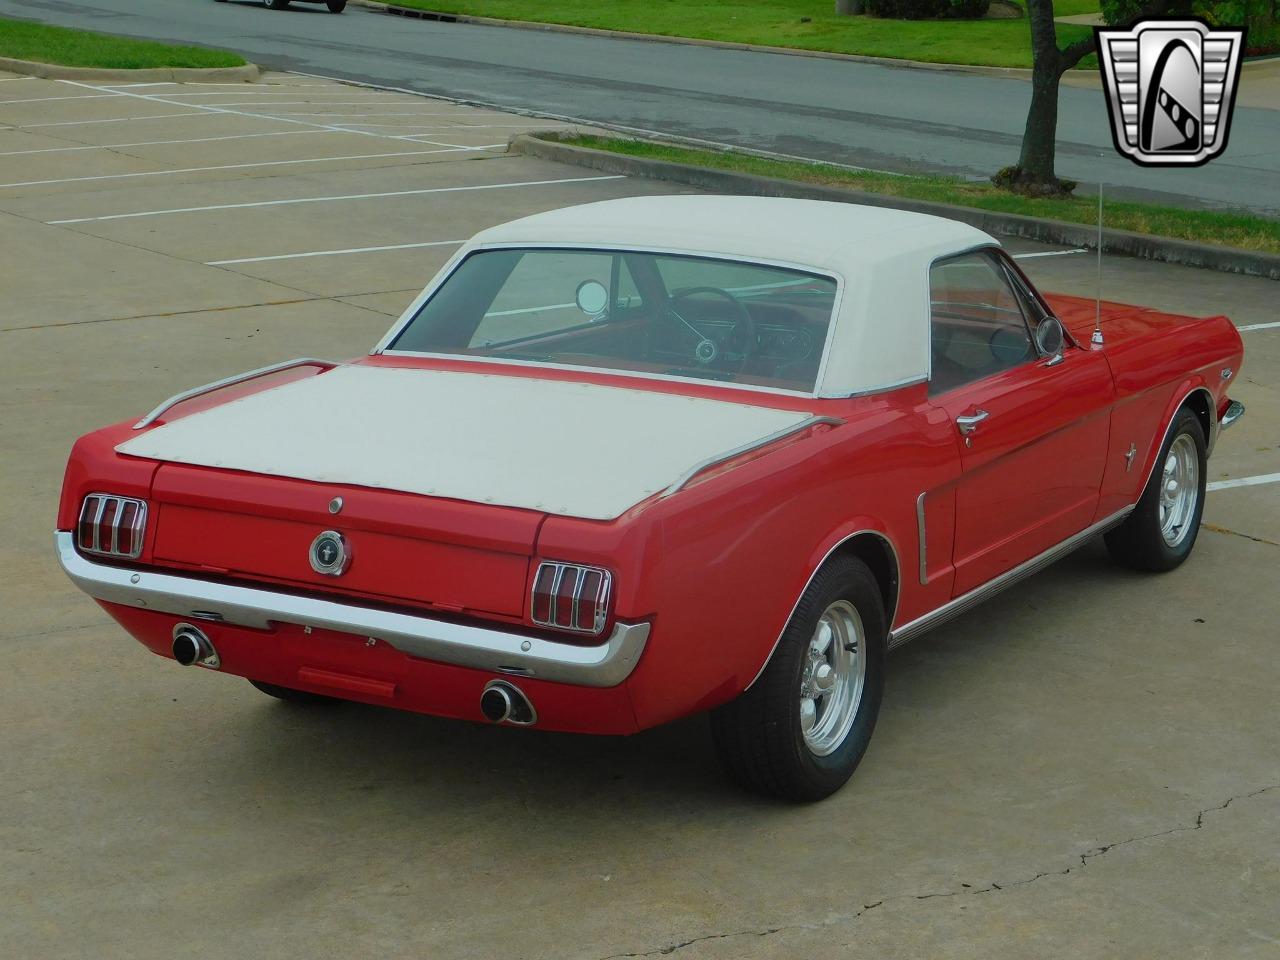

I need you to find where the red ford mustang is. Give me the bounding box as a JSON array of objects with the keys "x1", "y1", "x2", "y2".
[{"x1": 57, "y1": 197, "x2": 1246, "y2": 800}]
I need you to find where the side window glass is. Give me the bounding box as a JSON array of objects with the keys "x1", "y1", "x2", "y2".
[{"x1": 928, "y1": 252, "x2": 1034, "y2": 395}]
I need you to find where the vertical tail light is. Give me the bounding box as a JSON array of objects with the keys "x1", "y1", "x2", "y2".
[
  {"x1": 530, "y1": 561, "x2": 612, "y2": 635},
  {"x1": 77, "y1": 494, "x2": 147, "y2": 559}
]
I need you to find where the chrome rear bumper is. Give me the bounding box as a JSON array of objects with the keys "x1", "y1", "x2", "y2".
[{"x1": 55, "y1": 532, "x2": 648, "y2": 687}]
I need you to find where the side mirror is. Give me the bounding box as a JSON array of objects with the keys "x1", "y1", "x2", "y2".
[{"x1": 1035, "y1": 315, "x2": 1065, "y2": 361}]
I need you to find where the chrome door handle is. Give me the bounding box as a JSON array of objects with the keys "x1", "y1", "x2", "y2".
[{"x1": 956, "y1": 409, "x2": 989, "y2": 435}]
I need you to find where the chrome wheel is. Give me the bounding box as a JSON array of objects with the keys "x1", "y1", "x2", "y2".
[
  {"x1": 1159, "y1": 433, "x2": 1200, "y2": 548},
  {"x1": 799, "y1": 600, "x2": 866, "y2": 757}
]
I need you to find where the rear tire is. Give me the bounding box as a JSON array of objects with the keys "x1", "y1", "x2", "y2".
[
  {"x1": 264, "y1": 0, "x2": 291, "y2": 9},
  {"x1": 711, "y1": 555, "x2": 886, "y2": 802},
  {"x1": 1105, "y1": 407, "x2": 1207, "y2": 572},
  {"x1": 249, "y1": 679, "x2": 341, "y2": 705},
  {"x1": 327, "y1": 0, "x2": 347, "y2": 10}
]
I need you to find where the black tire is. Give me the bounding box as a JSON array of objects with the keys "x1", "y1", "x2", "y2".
[
  {"x1": 264, "y1": 0, "x2": 291, "y2": 9},
  {"x1": 711, "y1": 555, "x2": 887, "y2": 802},
  {"x1": 1105, "y1": 407, "x2": 1207, "y2": 572},
  {"x1": 327, "y1": 0, "x2": 347, "y2": 10},
  {"x1": 248, "y1": 679, "x2": 342, "y2": 705}
]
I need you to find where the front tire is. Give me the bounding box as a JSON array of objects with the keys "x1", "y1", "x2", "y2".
[
  {"x1": 264, "y1": 0, "x2": 291, "y2": 9},
  {"x1": 711, "y1": 555, "x2": 886, "y2": 802},
  {"x1": 248, "y1": 679, "x2": 341, "y2": 705},
  {"x1": 327, "y1": 0, "x2": 347, "y2": 10},
  {"x1": 1105, "y1": 407, "x2": 1207, "y2": 572}
]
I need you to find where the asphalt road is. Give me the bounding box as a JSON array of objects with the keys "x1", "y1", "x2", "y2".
[{"x1": 3, "y1": 0, "x2": 1279, "y2": 216}]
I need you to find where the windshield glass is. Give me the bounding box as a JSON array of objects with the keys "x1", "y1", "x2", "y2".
[{"x1": 386, "y1": 248, "x2": 839, "y2": 393}]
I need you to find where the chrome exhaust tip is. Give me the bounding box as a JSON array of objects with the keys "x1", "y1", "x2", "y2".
[
  {"x1": 479, "y1": 680, "x2": 536, "y2": 725},
  {"x1": 172, "y1": 623, "x2": 220, "y2": 669}
]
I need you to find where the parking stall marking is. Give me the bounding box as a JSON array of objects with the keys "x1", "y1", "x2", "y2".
[
  {"x1": 1012, "y1": 249, "x2": 1088, "y2": 260},
  {"x1": 21, "y1": 112, "x2": 212, "y2": 129},
  {"x1": 1239, "y1": 321, "x2": 1280, "y2": 333},
  {"x1": 1208, "y1": 472, "x2": 1280, "y2": 492},
  {"x1": 56, "y1": 80, "x2": 481, "y2": 150},
  {"x1": 0, "y1": 146, "x2": 496, "y2": 190},
  {"x1": 0, "y1": 92, "x2": 124, "y2": 105},
  {"x1": 0, "y1": 129, "x2": 336, "y2": 158},
  {"x1": 207, "y1": 239, "x2": 464, "y2": 265},
  {"x1": 46, "y1": 175, "x2": 626, "y2": 224}
]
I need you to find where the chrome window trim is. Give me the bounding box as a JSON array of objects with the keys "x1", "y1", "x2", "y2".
[
  {"x1": 56, "y1": 532, "x2": 647, "y2": 688},
  {"x1": 660, "y1": 415, "x2": 845, "y2": 498},
  {"x1": 132, "y1": 358, "x2": 335, "y2": 430},
  {"x1": 371, "y1": 242, "x2": 847, "y2": 400}
]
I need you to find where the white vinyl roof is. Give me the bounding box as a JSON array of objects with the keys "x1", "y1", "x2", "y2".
[{"x1": 380, "y1": 196, "x2": 998, "y2": 398}]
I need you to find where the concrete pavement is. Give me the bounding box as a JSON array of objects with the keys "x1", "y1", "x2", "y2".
[{"x1": 1, "y1": 71, "x2": 1278, "y2": 960}]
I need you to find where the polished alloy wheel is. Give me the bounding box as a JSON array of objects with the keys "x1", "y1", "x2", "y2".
[
  {"x1": 799, "y1": 600, "x2": 866, "y2": 757},
  {"x1": 1159, "y1": 433, "x2": 1200, "y2": 547}
]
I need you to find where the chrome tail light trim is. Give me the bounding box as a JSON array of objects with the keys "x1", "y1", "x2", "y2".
[
  {"x1": 531, "y1": 561, "x2": 613, "y2": 635},
  {"x1": 78, "y1": 494, "x2": 147, "y2": 560}
]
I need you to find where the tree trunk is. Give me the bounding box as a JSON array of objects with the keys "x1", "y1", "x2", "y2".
[{"x1": 1016, "y1": 59, "x2": 1063, "y2": 183}]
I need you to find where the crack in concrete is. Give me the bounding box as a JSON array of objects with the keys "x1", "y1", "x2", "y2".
[
  {"x1": 1203, "y1": 522, "x2": 1280, "y2": 548},
  {"x1": 595, "y1": 784, "x2": 1280, "y2": 959}
]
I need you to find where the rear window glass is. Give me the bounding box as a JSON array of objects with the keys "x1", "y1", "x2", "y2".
[{"x1": 387, "y1": 248, "x2": 839, "y2": 393}]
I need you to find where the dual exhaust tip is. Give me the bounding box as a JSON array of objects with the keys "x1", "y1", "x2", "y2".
[
  {"x1": 172, "y1": 623, "x2": 220, "y2": 669},
  {"x1": 172, "y1": 623, "x2": 535, "y2": 725},
  {"x1": 480, "y1": 680, "x2": 537, "y2": 725}
]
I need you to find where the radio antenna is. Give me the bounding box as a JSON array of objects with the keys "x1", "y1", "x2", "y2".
[{"x1": 1092, "y1": 182, "x2": 1104, "y2": 346}]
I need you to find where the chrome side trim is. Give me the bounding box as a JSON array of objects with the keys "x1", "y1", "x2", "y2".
[
  {"x1": 660, "y1": 415, "x2": 845, "y2": 498},
  {"x1": 887, "y1": 506, "x2": 1134, "y2": 649},
  {"x1": 745, "y1": 528, "x2": 901, "y2": 691},
  {"x1": 1220, "y1": 400, "x2": 1245, "y2": 431},
  {"x1": 915, "y1": 492, "x2": 928, "y2": 585},
  {"x1": 132, "y1": 358, "x2": 336, "y2": 430},
  {"x1": 55, "y1": 532, "x2": 648, "y2": 688}
]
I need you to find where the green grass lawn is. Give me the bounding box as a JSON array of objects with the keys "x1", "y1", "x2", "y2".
[
  {"x1": 559, "y1": 135, "x2": 1280, "y2": 254},
  {"x1": 0, "y1": 17, "x2": 245, "y2": 69},
  {"x1": 371, "y1": 0, "x2": 1099, "y2": 69}
]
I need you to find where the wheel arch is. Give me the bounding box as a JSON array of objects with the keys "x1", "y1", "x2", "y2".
[
  {"x1": 1138, "y1": 384, "x2": 1216, "y2": 497},
  {"x1": 745, "y1": 525, "x2": 901, "y2": 691}
]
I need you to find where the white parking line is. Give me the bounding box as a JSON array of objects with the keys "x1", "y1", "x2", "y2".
[
  {"x1": 47, "y1": 175, "x2": 626, "y2": 224},
  {"x1": 0, "y1": 129, "x2": 334, "y2": 158},
  {"x1": 20, "y1": 112, "x2": 211, "y2": 129},
  {"x1": 0, "y1": 76, "x2": 36, "y2": 82},
  {"x1": 207, "y1": 239, "x2": 464, "y2": 265},
  {"x1": 0, "y1": 92, "x2": 123, "y2": 105},
  {"x1": 1239, "y1": 321, "x2": 1280, "y2": 333},
  {"x1": 0, "y1": 146, "x2": 483, "y2": 189},
  {"x1": 57, "y1": 79, "x2": 477, "y2": 149},
  {"x1": 1012, "y1": 249, "x2": 1089, "y2": 259},
  {"x1": 1208, "y1": 473, "x2": 1280, "y2": 492}
]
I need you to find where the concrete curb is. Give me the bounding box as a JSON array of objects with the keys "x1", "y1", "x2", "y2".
[
  {"x1": 0, "y1": 57, "x2": 260, "y2": 83},
  {"x1": 511, "y1": 133, "x2": 1280, "y2": 281}
]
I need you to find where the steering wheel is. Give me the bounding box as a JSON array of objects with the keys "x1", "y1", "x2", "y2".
[{"x1": 666, "y1": 286, "x2": 758, "y2": 371}]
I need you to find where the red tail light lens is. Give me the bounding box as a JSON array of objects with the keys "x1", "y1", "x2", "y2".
[
  {"x1": 77, "y1": 494, "x2": 147, "y2": 559},
  {"x1": 530, "y1": 561, "x2": 612, "y2": 635}
]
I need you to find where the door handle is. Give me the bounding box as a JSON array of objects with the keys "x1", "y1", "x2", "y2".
[{"x1": 956, "y1": 409, "x2": 989, "y2": 436}]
